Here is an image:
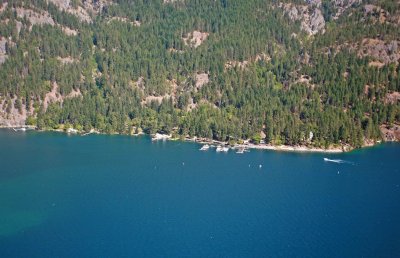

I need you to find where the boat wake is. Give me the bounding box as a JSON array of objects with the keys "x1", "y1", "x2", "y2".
[{"x1": 323, "y1": 158, "x2": 353, "y2": 165}]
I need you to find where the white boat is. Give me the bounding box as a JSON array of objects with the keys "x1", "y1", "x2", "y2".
[
  {"x1": 152, "y1": 133, "x2": 171, "y2": 141},
  {"x1": 236, "y1": 148, "x2": 245, "y2": 154},
  {"x1": 323, "y1": 158, "x2": 345, "y2": 164},
  {"x1": 13, "y1": 127, "x2": 26, "y2": 132},
  {"x1": 67, "y1": 128, "x2": 78, "y2": 134},
  {"x1": 216, "y1": 145, "x2": 229, "y2": 152},
  {"x1": 200, "y1": 144, "x2": 210, "y2": 151}
]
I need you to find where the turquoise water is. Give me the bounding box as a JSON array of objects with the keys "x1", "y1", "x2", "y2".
[{"x1": 0, "y1": 129, "x2": 399, "y2": 257}]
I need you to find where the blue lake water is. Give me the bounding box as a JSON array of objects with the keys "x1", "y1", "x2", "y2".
[{"x1": 0, "y1": 129, "x2": 399, "y2": 257}]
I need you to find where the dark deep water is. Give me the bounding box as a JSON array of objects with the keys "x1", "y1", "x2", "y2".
[{"x1": 0, "y1": 129, "x2": 399, "y2": 257}]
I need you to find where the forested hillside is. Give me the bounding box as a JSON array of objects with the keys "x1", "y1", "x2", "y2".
[{"x1": 0, "y1": 0, "x2": 399, "y2": 148}]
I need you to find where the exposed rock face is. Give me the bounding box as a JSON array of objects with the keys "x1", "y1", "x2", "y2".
[
  {"x1": 68, "y1": 6, "x2": 92, "y2": 22},
  {"x1": 286, "y1": 5, "x2": 300, "y2": 21},
  {"x1": 279, "y1": 0, "x2": 363, "y2": 29},
  {"x1": 2, "y1": 18, "x2": 25, "y2": 35},
  {"x1": 333, "y1": 38, "x2": 400, "y2": 66},
  {"x1": 16, "y1": 8, "x2": 55, "y2": 28},
  {"x1": 5, "y1": 6, "x2": 76, "y2": 36},
  {"x1": 47, "y1": 0, "x2": 71, "y2": 10},
  {"x1": 15, "y1": 21, "x2": 23, "y2": 34},
  {"x1": 0, "y1": 37, "x2": 8, "y2": 64},
  {"x1": 0, "y1": 37, "x2": 6, "y2": 53},
  {"x1": 183, "y1": 31, "x2": 209, "y2": 48},
  {"x1": 306, "y1": 0, "x2": 321, "y2": 8},
  {"x1": 359, "y1": 39, "x2": 400, "y2": 65},
  {"x1": 67, "y1": 88, "x2": 82, "y2": 98},
  {"x1": 47, "y1": 0, "x2": 91, "y2": 22},
  {"x1": 380, "y1": 124, "x2": 400, "y2": 142},
  {"x1": 133, "y1": 77, "x2": 145, "y2": 89},
  {"x1": 0, "y1": 97, "x2": 34, "y2": 127},
  {"x1": 385, "y1": 92, "x2": 400, "y2": 105},
  {"x1": 368, "y1": 61, "x2": 385, "y2": 68},
  {"x1": 332, "y1": 0, "x2": 362, "y2": 19},
  {"x1": 363, "y1": 4, "x2": 389, "y2": 24},
  {"x1": 0, "y1": 81, "x2": 82, "y2": 126},
  {"x1": 364, "y1": 4, "x2": 380, "y2": 15},
  {"x1": 48, "y1": 0, "x2": 111, "y2": 13},
  {"x1": 61, "y1": 26, "x2": 78, "y2": 36},
  {"x1": 302, "y1": 8, "x2": 325, "y2": 35},
  {"x1": 279, "y1": 3, "x2": 325, "y2": 35},
  {"x1": 0, "y1": 2, "x2": 8, "y2": 13},
  {"x1": 83, "y1": 0, "x2": 111, "y2": 14},
  {"x1": 42, "y1": 82, "x2": 82, "y2": 110},
  {"x1": 43, "y1": 82, "x2": 64, "y2": 110},
  {"x1": 140, "y1": 80, "x2": 179, "y2": 107},
  {"x1": 195, "y1": 73, "x2": 209, "y2": 89},
  {"x1": 47, "y1": 0, "x2": 113, "y2": 22}
]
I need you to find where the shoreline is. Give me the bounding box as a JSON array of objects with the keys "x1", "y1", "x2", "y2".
[
  {"x1": 234, "y1": 144, "x2": 345, "y2": 153},
  {"x1": 190, "y1": 138, "x2": 348, "y2": 153},
  {"x1": 0, "y1": 125, "x2": 385, "y2": 154}
]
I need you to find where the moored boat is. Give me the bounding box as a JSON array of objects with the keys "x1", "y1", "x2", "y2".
[
  {"x1": 200, "y1": 144, "x2": 210, "y2": 151},
  {"x1": 13, "y1": 127, "x2": 27, "y2": 132},
  {"x1": 216, "y1": 146, "x2": 229, "y2": 152},
  {"x1": 152, "y1": 133, "x2": 171, "y2": 141},
  {"x1": 236, "y1": 147, "x2": 245, "y2": 154}
]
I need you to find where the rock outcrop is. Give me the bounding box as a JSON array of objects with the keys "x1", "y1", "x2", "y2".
[
  {"x1": 43, "y1": 82, "x2": 82, "y2": 110},
  {"x1": 332, "y1": 0, "x2": 362, "y2": 19},
  {"x1": 302, "y1": 8, "x2": 325, "y2": 35},
  {"x1": 195, "y1": 73, "x2": 209, "y2": 89},
  {"x1": 47, "y1": 0, "x2": 113, "y2": 22},
  {"x1": 332, "y1": 38, "x2": 399, "y2": 66},
  {"x1": 0, "y1": 97, "x2": 34, "y2": 127},
  {"x1": 363, "y1": 4, "x2": 389, "y2": 24},
  {"x1": 385, "y1": 92, "x2": 400, "y2": 105},
  {"x1": 279, "y1": 3, "x2": 325, "y2": 35},
  {"x1": 0, "y1": 37, "x2": 8, "y2": 64},
  {"x1": 182, "y1": 31, "x2": 209, "y2": 48},
  {"x1": 279, "y1": 0, "x2": 365, "y2": 32},
  {"x1": 359, "y1": 39, "x2": 400, "y2": 65},
  {"x1": 16, "y1": 8, "x2": 55, "y2": 28},
  {"x1": 47, "y1": 0, "x2": 91, "y2": 22},
  {"x1": 0, "y1": 2, "x2": 7, "y2": 13},
  {"x1": 380, "y1": 124, "x2": 400, "y2": 142}
]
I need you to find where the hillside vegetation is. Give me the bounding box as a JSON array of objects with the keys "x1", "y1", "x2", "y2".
[{"x1": 0, "y1": 0, "x2": 399, "y2": 148}]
